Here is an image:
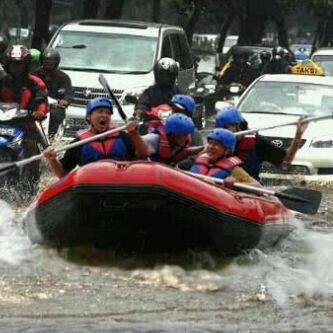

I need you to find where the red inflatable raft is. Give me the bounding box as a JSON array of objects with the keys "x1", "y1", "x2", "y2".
[{"x1": 25, "y1": 160, "x2": 294, "y2": 255}]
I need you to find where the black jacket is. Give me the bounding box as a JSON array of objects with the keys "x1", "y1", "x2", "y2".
[
  {"x1": 33, "y1": 67, "x2": 73, "y2": 103},
  {"x1": 136, "y1": 84, "x2": 184, "y2": 113}
]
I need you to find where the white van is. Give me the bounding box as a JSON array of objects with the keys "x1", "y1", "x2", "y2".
[{"x1": 48, "y1": 20, "x2": 196, "y2": 137}]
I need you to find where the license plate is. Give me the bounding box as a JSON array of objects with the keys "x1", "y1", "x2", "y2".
[{"x1": 0, "y1": 127, "x2": 15, "y2": 136}]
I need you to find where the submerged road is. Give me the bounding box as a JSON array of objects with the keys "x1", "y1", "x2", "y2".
[{"x1": 0, "y1": 148, "x2": 332, "y2": 332}]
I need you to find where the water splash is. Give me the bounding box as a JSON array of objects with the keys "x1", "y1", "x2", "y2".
[
  {"x1": 227, "y1": 219, "x2": 333, "y2": 307},
  {"x1": 130, "y1": 264, "x2": 229, "y2": 292},
  {"x1": 0, "y1": 200, "x2": 31, "y2": 265}
]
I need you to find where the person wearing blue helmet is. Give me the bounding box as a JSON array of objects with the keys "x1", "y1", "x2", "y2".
[
  {"x1": 215, "y1": 105, "x2": 243, "y2": 132},
  {"x1": 190, "y1": 128, "x2": 257, "y2": 184},
  {"x1": 215, "y1": 105, "x2": 308, "y2": 180},
  {"x1": 44, "y1": 97, "x2": 148, "y2": 178},
  {"x1": 171, "y1": 94, "x2": 196, "y2": 117},
  {"x1": 143, "y1": 113, "x2": 204, "y2": 165},
  {"x1": 171, "y1": 94, "x2": 204, "y2": 147}
]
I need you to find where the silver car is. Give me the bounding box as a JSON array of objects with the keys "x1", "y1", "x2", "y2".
[
  {"x1": 237, "y1": 74, "x2": 333, "y2": 181},
  {"x1": 48, "y1": 20, "x2": 196, "y2": 138}
]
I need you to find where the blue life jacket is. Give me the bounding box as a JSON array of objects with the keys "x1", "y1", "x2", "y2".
[{"x1": 77, "y1": 129, "x2": 129, "y2": 166}]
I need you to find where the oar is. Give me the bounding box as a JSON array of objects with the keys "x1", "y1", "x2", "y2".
[
  {"x1": 0, "y1": 124, "x2": 127, "y2": 177},
  {"x1": 235, "y1": 113, "x2": 333, "y2": 137},
  {"x1": 201, "y1": 113, "x2": 333, "y2": 135},
  {"x1": 98, "y1": 73, "x2": 127, "y2": 121},
  {"x1": 184, "y1": 171, "x2": 322, "y2": 215}
]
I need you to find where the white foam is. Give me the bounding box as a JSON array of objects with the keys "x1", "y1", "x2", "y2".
[
  {"x1": 0, "y1": 200, "x2": 31, "y2": 265},
  {"x1": 227, "y1": 220, "x2": 333, "y2": 307}
]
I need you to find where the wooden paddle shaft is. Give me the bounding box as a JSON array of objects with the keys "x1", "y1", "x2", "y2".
[
  {"x1": 14, "y1": 125, "x2": 127, "y2": 168},
  {"x1": 235, "y1": 113, "x2": 333, "y2": 137},
  {"x1": 183, "y1": 171, "x2": 274, "y2": 196}
]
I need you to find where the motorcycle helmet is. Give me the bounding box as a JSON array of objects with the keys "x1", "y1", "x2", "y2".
[
  {"x1": 215, "y1": 106, "x2": 242, "y2": 128},
  {"x1": 272, "y1": 46, "x2": 287, "y2": 60},
  {"x1": 207, "y1": 128, "x2": 236, "y2": 152},
  {"x1": 165, "y1": 113, "x2": 194, "y2": 136},
  {"x1": 4, "y1": 45, "x2": 31, "y2": 77},
  {"x1": 30, "y1": 49, "x2": 41, "y2": 64},
  {"x1": 260, "y1": 50, "x2": 271, "y2": 63},
  {"x1": 154, "y1": 57, "x2": 179, "y2": 87},
  {"x1": 171, "y1": 95, "x2": 196, "y2": 116},
  {"x1": 86, "y1": 97, "x2": 113, "y2": 118},
  {"x1": 4, "y1": 45, "x2": 31, "y2": 65},
  {"x1": 42, "y1": 48, "x2": 61, "y2": 70}
]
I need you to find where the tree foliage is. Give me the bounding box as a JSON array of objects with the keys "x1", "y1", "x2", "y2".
[{"x1": 3, "y1": 0, "x2": 333, "y2": 51}]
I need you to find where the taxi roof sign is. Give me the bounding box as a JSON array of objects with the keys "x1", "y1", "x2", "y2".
[{"x1": 291, "y1": 60, "x2": 325, "y2": 76}]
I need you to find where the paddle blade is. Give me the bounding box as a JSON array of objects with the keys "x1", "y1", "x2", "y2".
[
  {"x1": 98, "y1": 74, "x2": 127, "y2": 121},
  {"x1": 0, "y1": 162, "x2": 18, "y2": 177},
  {"x1": 278, "y1": 187, "x2": 322, "y2": 215}
]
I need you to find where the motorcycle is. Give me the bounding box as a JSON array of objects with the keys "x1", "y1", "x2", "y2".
[
  {"x1": 125, "y1": 94, "x2": 173, "y2": 134},
  {"x1": 191, "y1": 72, "x2": 217, "y2": 127},
  {"x1": 0, "y1": 102, "x2": 48, "y2": 196},
  {"x1": 145, "y1": 104, "x2": 173, "y2": 132}
]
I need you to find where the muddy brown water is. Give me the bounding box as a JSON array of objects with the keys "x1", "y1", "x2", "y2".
[{"x1": 0, "y1": 160, "x2": 332, "y2": 332}]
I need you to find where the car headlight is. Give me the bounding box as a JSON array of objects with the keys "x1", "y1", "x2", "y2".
[{"x1": 310, "y1": 137, "x2": 333, "y2": 148}]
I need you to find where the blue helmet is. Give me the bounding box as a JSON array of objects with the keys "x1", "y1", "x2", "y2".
[
  {"x1": 215, "y1": 106, "x2": 242, "y2": 128},
  {"x1": 171, "y1": 94, "x2": 196, "y2": 116},
  {"x1": 165, "y1": 113, "x2": 195, "y2": 136},
  {"x1": 207, "y1": 128, "x2": 236, "y2": 152},
  {"x1": 86, "y1": 97, "x2": 113, "y2": 117}
]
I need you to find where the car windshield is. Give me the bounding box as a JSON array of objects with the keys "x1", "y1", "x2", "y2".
[
  {"x1": 312, "y1": 56, "x2": 333, "y2": 76},
  {"x1": 239, "y1": 81, "x2": 333, "y2": 116},
  {"x1": 53, "y1": 31, "x2": 158, "y2": 73}
]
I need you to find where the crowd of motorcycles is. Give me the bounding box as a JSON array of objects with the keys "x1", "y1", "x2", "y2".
[
  {"x1": 0, "y1": 89, "x2": 66, "y2": 199},
  {"x1": 0, "y1": 45, "x2": 296, "y2": 200}
]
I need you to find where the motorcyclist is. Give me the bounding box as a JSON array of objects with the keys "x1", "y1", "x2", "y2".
[
  {"x1": 33, "y1": 48, "x2": 73, "y2": 138},
  {"x1": 143, "y1": 113, "x2": 203, "y2": 166},
  {"x1": 134, "y1": 57, "x2": 183, "y2": 120},
  {"x1": 265, "y1": 46, "x2": 291, "y2": 74},
  {"x1": 190, "y1": 128, "x2": 258, "y2": 185},
  {"x1": 214, "y1": 106, "x2": 308, "y2": 180},
  {"x1": 43, "y1": 97, "x2": 148, "y2": 178},
  {"x1": 0, "y1": 45, "x2": 49, "y2": 189},
  {"x1": 258, "y1": 50, "x2": 272, "y2": 75},
  {"x1": 29, "y1": 48, "x2": 41, "y2": 72},
  {"x1": 0, "y1": 45, "x2": 48, "y2": 120},
  {"x1": 218, "y1": 47, "x2": 256, "y2": 89}
]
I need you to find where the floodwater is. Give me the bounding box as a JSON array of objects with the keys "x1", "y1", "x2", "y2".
[{"x1": 0, "y1": 170, "x2": 333, "y2": 332}]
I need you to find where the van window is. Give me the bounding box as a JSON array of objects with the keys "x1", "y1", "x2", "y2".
[
  {"x1": 52, "y1": 31, "x2": 158, "y2": 73},
  {"x1": 161, "y1": 35, "x2": 172, "y2": 58},
  {"x1": 170, "y1": 34, "x2": 193, "y2": 70},
  {"x1": 178, "y1": 34, "x2": 193, "y2": 69}
]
